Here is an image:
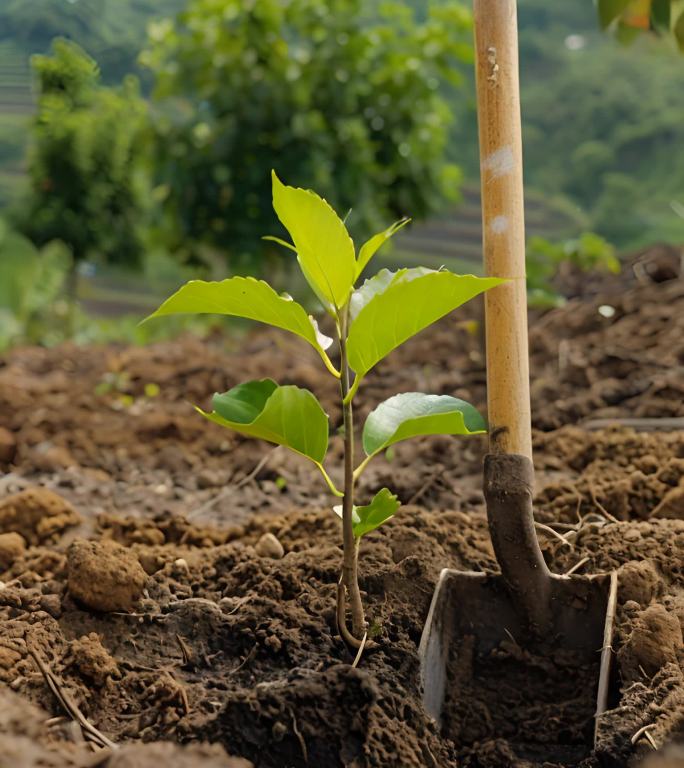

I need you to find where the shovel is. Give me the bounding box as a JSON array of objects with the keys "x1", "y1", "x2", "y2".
[{"x1": 419, "y1": 0, "x2": 616, "y2": 759}]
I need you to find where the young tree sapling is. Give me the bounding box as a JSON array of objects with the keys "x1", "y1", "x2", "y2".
[{"x1": 147, "y1": 172, "x2": 502, "y2": 646}]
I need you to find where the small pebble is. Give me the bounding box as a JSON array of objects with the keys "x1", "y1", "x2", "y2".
[{"x1": 255, "y1": 533, "x2": 284, "y2": 559}]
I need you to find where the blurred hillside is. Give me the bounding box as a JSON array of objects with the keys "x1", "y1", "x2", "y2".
[
  {"x1": 0, "y1": 0, "x2": 683, "y2": 253},
  {"x1": 442, "y1": 0, "x2": 684, "y2": 254},
  {"x1": 0, "y1": 0, "x2": 183, "y2": 206}
]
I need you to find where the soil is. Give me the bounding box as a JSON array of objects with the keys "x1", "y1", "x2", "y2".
[{"x1": 0, "y1": 246, "x2": 683, "y2": 767}]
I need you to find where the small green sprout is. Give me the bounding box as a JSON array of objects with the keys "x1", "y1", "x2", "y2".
[{"x1": 146, "y1": 172, "x2": 501, "y2": 647}]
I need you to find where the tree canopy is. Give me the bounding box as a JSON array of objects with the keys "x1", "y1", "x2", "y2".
[
  {"x1": 17, "y1": 39, "x2": 149, "y2": 269},
  {"x1": 141, "y1": 0, "x2": 472, "y2": 270}
]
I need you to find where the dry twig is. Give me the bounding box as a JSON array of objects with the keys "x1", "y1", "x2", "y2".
[
  {"x1": 631, "y1": 722, "x2": 658, "y2": 749},
  {"x1": 594, "y1": 571, "x2": 618, "y2": 747},
  {"x1": 564, "y1": 556, "x2": 590, "y2": 576},
  {"x1": 351, "y1": 632, "x2": 368, "y2": 668},
  {"x1": 534, "y1": 522, "x2": 573, "y2": 549},
  {"x1": 28, "y1": 645, "x2": 117, "y2": 751},
  {"x1": 407, "y1": 465, "x2": 444, "y2": 505},
  {"x1": 288, "y1": 707, "x2": 308, "y2": 764},
  {"x1": 188, "y1": 446, "x2": 281, "y2": 519}
]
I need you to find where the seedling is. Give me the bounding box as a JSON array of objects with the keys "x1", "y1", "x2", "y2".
[{"x1": 147, "y1": 172, "x2": 501, "y2": 646}]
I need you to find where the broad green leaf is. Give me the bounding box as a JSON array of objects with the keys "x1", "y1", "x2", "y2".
[
  {"x1": 356, "y1": 218, "x2": 410, "y2": 279},
  {"x1": 271, "y1": 170, "x2": 355, "y2": 310},
  {"x1": 362, "y1": 392, "x2": 486, "y2": 457},
  {"x1": 198, "y1": 379, "x2": 329, "y2": 464},
  {"x1": 347, "y1": 269, "x2": 503, "y2": 378},
  {"x1": 144, "y1": 276, "x2": 335, "y2": 369},
  {"x1": 348, "y1": 267, "x2": 406, "y2": 321},
  {"x1": 333, "y1": 488, "x2": 400, "y2": 538},
  {"x1": 597, "y1": 0, "x2": 632, "y2": 28}
]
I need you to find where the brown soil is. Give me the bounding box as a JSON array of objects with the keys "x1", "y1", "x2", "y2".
[{"x1": 0, "y1": 247, "x2": 683, "y2": 767}]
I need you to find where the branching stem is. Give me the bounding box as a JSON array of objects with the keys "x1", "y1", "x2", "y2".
[
  {"x1": 342, "y1": 374, "x2": 361, "y2": 405},
  {"x1": 315, "y1": 462, "x2": 344, "y2": 497},
  {"x1": 319, "y1": 351, "x2": 341, "y2": 379}
]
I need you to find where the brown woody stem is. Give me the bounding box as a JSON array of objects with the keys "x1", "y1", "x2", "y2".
[{"x1": 338, "y1": 306, "x2": 366, "y2": 640}]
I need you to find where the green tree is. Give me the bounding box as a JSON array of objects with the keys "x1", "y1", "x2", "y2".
[
  {"x1": 18, "y1": 39, "x2": 149, "y2": 284},
  {"x1": 141, "y1": 0, "x2": 472, "y2": 271}
]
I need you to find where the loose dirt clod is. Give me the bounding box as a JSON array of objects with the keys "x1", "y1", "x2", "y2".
[
  {"x1": 65, "y1": 632, "x2": 120, "y2": 686},
  {"x1": 618, "y1": 560, "x2": 663, "y2": 606},
  {"x1": 618, "y1": 604, "x2": 683, "y2": 680},
  {"x1": 0, "y1": 531, "x2": 26, "y2": 571},
  {"x1": 67, "y1": 539, "x2": 147, "y2": 612},
  {"x1": 651, "y1": 486, "x2": 684, "y2": 520},
  {"x1": 255, "y1": 532, "x2": 285, "y2": 559},
  {"x1": 0, "y1": 488, "x2": 80, "y2": 545}
]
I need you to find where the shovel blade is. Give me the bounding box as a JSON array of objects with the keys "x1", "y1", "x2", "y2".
[{"x1": 419, "y1": 569, "x2": 611, "y2": 726}]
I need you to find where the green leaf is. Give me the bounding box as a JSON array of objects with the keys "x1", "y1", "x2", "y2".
[
  {"x1": 598, "y1": 0, "x2": 632, "y2": 28},
  {"x1": 144, "y1": 277, "x2": 336, "y2": 371},
  {"x1": 362, "y1": 392, "x2": 486, "y2": 457},
  {"x1": 334, "y1": 488, "x2": 400, "y2": 538},
  {"x1": 356, "y1": 218, "x2": 410, "y2": 279},
  {"x1": 199, "y1": 379, "x2": 329, "y2": 464},
  {"x1": 347, "y1": 269, "x2": 503, "y2": 378},
  {"x1": 348, "y1": 267, "x2": 404, "y2": 322},
  {"x1": 271, "y1": 170, "x2": 356, "y2": 310}
]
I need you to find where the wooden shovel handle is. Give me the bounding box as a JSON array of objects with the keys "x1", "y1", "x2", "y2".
[{"x1": 474, "y1": 0, "x2": 532, "y2": 461}]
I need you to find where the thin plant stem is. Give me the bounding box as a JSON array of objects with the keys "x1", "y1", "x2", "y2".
[{"x1": 338, "y1": 304, "x2": 366, "y2": 639}]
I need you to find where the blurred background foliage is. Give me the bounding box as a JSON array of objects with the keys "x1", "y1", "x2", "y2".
[
  {"x1": 142, "y1": 0, "x2": 472, "y2": 272},
  {"x1": 0, "y1": 0, "x2": 682, "y2": 350},
  {"x1": 16, "y1": 40, "x2": 149, "y2": 280}
]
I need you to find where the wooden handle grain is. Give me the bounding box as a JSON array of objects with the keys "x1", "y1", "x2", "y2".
[{"x1": 474, "y1": 0, "x2": 532, "y2": 460}]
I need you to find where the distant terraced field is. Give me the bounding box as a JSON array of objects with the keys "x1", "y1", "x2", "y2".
[
  {"x1": 382, "y1": 183, "x2": 587, "y2": 274},
  {"x1": 0, "y1": 40, "x2": 32, "y2": 206}
]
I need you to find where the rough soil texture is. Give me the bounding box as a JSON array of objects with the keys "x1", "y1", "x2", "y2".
[{"x1": 0, "y1": 247, "x2": 682, "y2": 767}]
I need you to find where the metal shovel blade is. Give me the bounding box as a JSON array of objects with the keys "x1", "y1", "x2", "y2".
[
  {"x1": 419, "y1": 568, "x2": 611, "y2": 723},
  {"x1": 418, "y1": 455, "x2": 615, "y2": 762}
]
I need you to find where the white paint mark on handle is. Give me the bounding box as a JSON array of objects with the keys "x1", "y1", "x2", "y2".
[
  {"x1": 482, "y1": 146, "x2": 514, "y2": 180},
  {"x1": 490, "y1": 215, "x2": 508, "y2": 234}
]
